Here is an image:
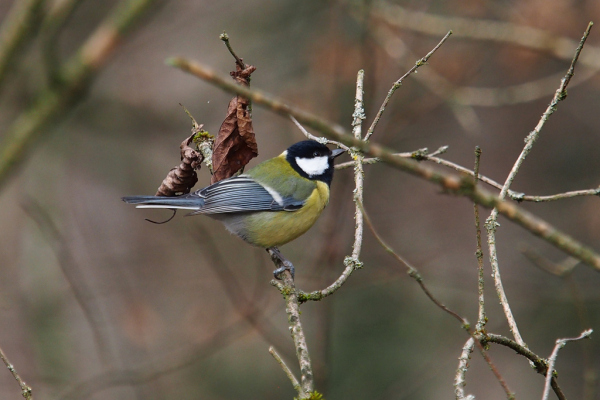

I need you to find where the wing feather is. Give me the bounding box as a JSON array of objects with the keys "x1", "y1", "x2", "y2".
[{"x1": 189, "y1": 176, "x2": 301, "y2": 215}]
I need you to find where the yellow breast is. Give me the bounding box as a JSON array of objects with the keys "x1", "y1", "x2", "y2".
[{"x1": 243, "y1": 181, "x2": 330, "y2": 248}]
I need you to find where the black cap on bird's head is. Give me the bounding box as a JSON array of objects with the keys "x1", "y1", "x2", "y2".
[{"x1": 285, "y1": 140, "x2": 345, "y2": 185}]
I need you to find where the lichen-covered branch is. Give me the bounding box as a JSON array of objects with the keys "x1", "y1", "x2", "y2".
[{"x1": 268, "y1": 251, "x2": 313, "y2": 398}]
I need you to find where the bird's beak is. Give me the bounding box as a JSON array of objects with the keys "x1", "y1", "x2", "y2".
[{"x1": 331, "y1": 148, "x2": 345, "y2": 158}]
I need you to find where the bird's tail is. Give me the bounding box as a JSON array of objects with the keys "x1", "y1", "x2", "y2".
[{"x1": 122, "y1": 195, "x2": 204, "y2": 210}]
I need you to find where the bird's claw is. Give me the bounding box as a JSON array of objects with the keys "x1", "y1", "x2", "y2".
[{"x1": 273, "y1": 262, "x2": 295, "y2": 280}]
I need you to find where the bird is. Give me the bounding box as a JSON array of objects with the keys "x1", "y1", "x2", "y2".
[{"x1": 122, "y1": 140, "x2": 345, "y2": 278}]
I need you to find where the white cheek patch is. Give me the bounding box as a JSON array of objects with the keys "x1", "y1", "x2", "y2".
[{"x1": 295, "y1": 156, "x2": 329, "y2": 177}]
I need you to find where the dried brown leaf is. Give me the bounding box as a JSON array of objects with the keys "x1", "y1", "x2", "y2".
[
  {"x1": 155, "y1": 133, "x2": 203, "y2": 196},
  {"x1": 211, "y1": 64, "x2": 258, "y2": 184}
]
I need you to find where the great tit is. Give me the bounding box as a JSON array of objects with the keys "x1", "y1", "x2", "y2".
[{"x1": 123, "y1": 140, "x2": 344, "y2": 277}]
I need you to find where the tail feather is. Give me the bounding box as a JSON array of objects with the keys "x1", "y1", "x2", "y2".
[{"x1": 122, "y1": 195, "x2": 204, "y2": 210}]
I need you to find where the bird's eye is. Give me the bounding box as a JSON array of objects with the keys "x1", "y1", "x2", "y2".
[{"x1": 313, "y1": 151, "x2": 320, "y2": 157}]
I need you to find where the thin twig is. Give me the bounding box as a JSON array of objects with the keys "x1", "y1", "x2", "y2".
[
  {"x1": 167, "y1": 57, "x2": 600, "y2": 272},
  {"x1": 364, "y1": 30, "x2": 452, "y2": 141},
  {"x1": 219, "y1": 31, "x2": 245, "y2": 69},
  {"x1": 542, "y1": 329, "x2": 593, "y2": 400},
  {"x1": 485, "y1": 22, "x2": 593, "y2": 347},
  {"x1": 370, "y1": 22, "x2": 599, "y2": 109},
  {"x1": 290, "y1": 115, "x2": 351, "y2": 152},
  {"x1": 426, "y1": 155, "x2": 600, "y2": 202},
  {"x1": 359, "y1": 200, "x2": 514, "y2": 398},
  {"x1": 0, "y1": 345, "x2": 32, "y2": 399},
  {"x1": 484, "y1": 334, "x2": 567, "y2": 400},
  {"x1": 473, "y1": 147, "x2": 486, "y2": 333},
  {"x1": 269, "y1": 346, "x2": 301, "y2": 394}
]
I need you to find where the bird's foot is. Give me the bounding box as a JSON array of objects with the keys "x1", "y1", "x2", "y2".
[{"x1": 267, "y1": 247, "x2": 295, "y2": 280}]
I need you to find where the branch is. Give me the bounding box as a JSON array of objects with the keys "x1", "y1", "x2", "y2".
[
  {"x1": 454, "y1": 338, "x2": 475, "y2": 400},
  {"x1": 541, "y1": 329, "x2": 593, "y2": 400},
  {"x1": 268, "y1": 251, "x2": 313, "y2": 399},
  {"x1": 167, "y1": 57, "x2": 600, "y2": 273},
  {"x1": 484, "y1": 21, "x2": 592, "y2": 347},
  {"x1": 269, "y1": 346, "x2": 301, "y2": 394},
  {"x1": 360, "y1": 200, "x2": 514, "y2": 398},
  {"x1": 472, "y1": 147, "x2": 486, "y2": 333},
  {"x1": 0, "y1": 0, "x2": 156, "y2": 192},
  {"x1": 370, "y1": 23, "x2": 598, "y2": 109},
  {"x1": 0, "y1": 345, "x2": 32, "y2": 399},
  {"x1": 484, "y1": 334, "x2": 567, "y2": 400},
  {"x1": 364, "y1": 30, "x2": 452, "y2": 140}
]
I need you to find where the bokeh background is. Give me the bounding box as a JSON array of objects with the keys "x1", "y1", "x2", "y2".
[{"x1": 0, "y1": 0, "x2": 599, "y2": 399}]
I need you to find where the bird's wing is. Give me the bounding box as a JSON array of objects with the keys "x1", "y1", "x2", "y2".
[{"x1": 190, "y1": 176, "x2": 303, "y2": 215}]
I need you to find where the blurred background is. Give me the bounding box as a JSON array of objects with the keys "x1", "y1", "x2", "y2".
[{"x1": 0, "y1": 0, "x2": 599, "y2": 399}]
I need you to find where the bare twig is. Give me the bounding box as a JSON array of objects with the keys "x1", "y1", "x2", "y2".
[
  {"x1": 484, "y1": 334, "x2": 566, "y2": 400},
  {"x1": 485, "y1": 22, "x2": 593, "y2": 347},
  {"x1": 290, "y1": 115, "x2": 351, "y2": 152},
  {"x1": 473, "y1": 147, "x2": 486, "y2": 333},
  {"x1": 268, "y1": 251, "x2": 313, "y2": 399},
  {"x1": 219, "y1": 31, "x2": 245, "y2": 69},
  {"x1": 542, "y1": 329, "x2": 593, "y2": 400},
  {"x1": 269, "y1": 346, "x2": 301, "y2": 394},
  {"x1": 0, "y1": 345, "x2": 32, "y2": 399},
  {"x1": 167, "y1": 57, "x2": 600, "y2": 272},
  {"x1": 370, "y1": 22, "x2": 599, "y2": 109},
  {"x1": 360, "y1": 200, "x2": 514, "y2": 398},
  {"x1": 364, "y1": 30, "x2": 452, "y2": 140}
]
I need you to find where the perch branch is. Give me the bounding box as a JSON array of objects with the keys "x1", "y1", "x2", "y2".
[{"x1": 268, "y1": 251, "x2": 313, "y2": 398}]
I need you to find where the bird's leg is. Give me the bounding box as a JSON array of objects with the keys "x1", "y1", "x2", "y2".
[{"x1": 267, "y1": 247, "x2": 295, "y2": 280}]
